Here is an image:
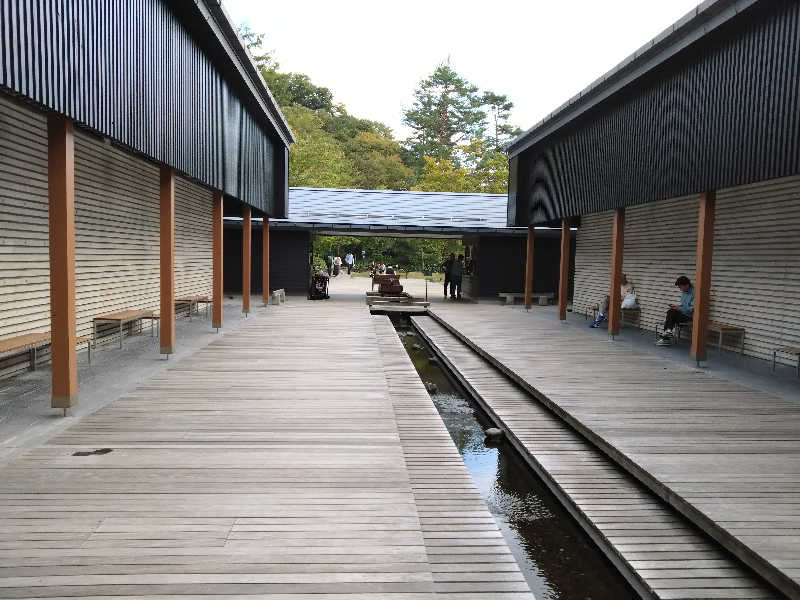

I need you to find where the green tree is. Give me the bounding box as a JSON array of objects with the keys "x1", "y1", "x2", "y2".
[
  {"x1": 283, "y1": 106, "x2": 355, "y2": 188},
  {"x1": 403, "y1": 63, "x2": 486, "y2": 168},
  {"x1": 348, "y1": 132, "x2": 414, "y2": 190},
  {"x1": 411, "y1": 157, "x2": 476, "y2": 193},
  {"x1": 481, "y1": 91, "x2": 522, "y2": 150},
  {"x1": 239, "y1": 25, "x2": 278, "y2": 71}
]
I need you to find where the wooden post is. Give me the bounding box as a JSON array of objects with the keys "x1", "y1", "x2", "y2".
[
  {"x1": 242, "y1": 206, "x2": 251, "y2": 315},
  {"x1": 159, "y1": 167, "x2": 175, "y2": 356},
  {"x1": 262, "y1": 217, "x2": 270, "y2": 305},
  {"x1": 524, "y1": 225, "x2": 534, "y2": 310},
  {"x1": 608, "y1": 208, "x2": 625, "y2": 338},
  {"x1": 691, "y1": 191, "x2": 716, "y2": 365},
  {"x1": 48, "y1": 115, "x2": 78, "y2": 411},
  {"x1": 212, "y1": 191, "x2": 223, "y2": 330},
  {"x1": 558, "y1": 219, "x2": 570, "y2": 321}
]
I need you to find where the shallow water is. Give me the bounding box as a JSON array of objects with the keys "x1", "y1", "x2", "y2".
[{"x1": 396, "y1": 324, "x2": 637, "y2": 600}]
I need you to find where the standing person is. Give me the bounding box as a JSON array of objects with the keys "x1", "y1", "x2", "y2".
[
  {"x1": 325, "y1": 252, "x2": 333, "y2": 277},
  {"x1": 450, "y1": 254, "x2": 464, "y2": 299},
  {"x1": 370, "y1": 260, "x2": 377, "y2": 277},
  {"x1": 441, "y1": 253, "x2": 455, "y2": 298},
  {"x1": 333, "y1": 255, "x2": 342, "y2": 277},
  {"x1": 590, "y1": 274, "x2": 635, "y2": 328},
  {"x1": 379, "y1": 262, "x2": 386, "y2": 274},
  {"x1": 344, "y1": 251, "x2": 354, "y2": 275},
  {"x1": 656, "y1": 276, "x2": 694, "y2": 346}
]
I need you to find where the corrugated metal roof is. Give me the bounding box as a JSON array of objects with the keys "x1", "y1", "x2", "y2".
[{"x1": 275, "y1": 187, "x2": 517, "y2": 231}]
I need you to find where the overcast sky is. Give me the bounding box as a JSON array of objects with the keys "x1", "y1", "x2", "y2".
[{"x1": 222, "y1": 0, "x2": 700, "y2": 139}]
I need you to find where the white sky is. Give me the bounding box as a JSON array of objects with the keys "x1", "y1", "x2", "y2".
[{"x1": 222, "y1": 0, "x2": 700, "y2": 140}]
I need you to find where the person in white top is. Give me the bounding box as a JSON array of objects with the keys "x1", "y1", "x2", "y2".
[
  {"x1": 590, "y1": 274, "x2": 635, "y2": 327},
  {"x1": 344, "y1": 252, "x2": 354, "y2": 275}
]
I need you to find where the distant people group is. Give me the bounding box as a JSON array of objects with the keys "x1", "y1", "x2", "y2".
[{"x1": 441, "y1": 253, "x2": 464, "y2": 300}]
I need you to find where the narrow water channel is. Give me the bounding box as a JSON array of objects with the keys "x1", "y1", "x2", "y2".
[{"x1": 391, "y1": 317, "x2": 638, "y2": 600}]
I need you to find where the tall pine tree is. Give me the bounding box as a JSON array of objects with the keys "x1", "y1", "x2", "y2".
[{"x1": 403, "y1": 63, "x2": 486, "y2": 168}]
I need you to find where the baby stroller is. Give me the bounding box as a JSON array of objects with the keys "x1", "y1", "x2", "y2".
[{"x1": 308, "y1": 271, "x2": 330, "y2": 300}]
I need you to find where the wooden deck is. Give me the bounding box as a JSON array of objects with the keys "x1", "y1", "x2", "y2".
[
  {"x1": 413, "y1": 315, "x2": 781, "y2": 600},
  {"x1": 0, "y1": 303, "x2": 531, "y2": 599},
  {"x1": 428, "y1": 304, "x2": 800, "y2": 599},
  {"x1": 373, "y1": 316, "x2": 534, "y2": 599}
]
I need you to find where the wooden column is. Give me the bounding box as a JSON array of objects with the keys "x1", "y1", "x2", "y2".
[
  {"x1": 691, "y1": 191, "x2": 716, "y2": 364},
  {"x1": 608, "y1": 208, "x2": 625, "y2": 337},
  {"x1": 524, "y1": 225, "x2": 534, "y2": 310},
  {"x1": 212, "y1": 191, "x2": 223, "y2": 330},
  {"x1": 242, "y1": 206, "x2": 251, "y2": 315},
  {"x1": 262, "y1": 217, "x2": 270, "y2": 305},
  {"x1": 47, "y1": 115, "x2": 78, "y2": 410},
  {"x1": 558, "y1": 219, "x2": 570, "y2": 321},
  {"x1": 159, "y1": 167, "x2": 175, "y2": 356}
]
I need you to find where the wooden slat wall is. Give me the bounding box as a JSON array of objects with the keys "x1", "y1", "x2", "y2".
[
  {"x1": 174, "y1": 178, "x2": 212, "y2": 298},
  {"x1": 571, "y1": 211, "x2": 612, "y2": 317},
  {"x1": 0, "y1": 95, "x2": 51, "y2": 376},
  {"x1": 573, "y1": 181, "x2": 800, "y2": 364},
  {"x1": 712, "y1": 176, "x2": 800, "y2": 361},
  {"x1": 623, "y1": 194, "x2": 699, "y2": 333},
  {"x1": 74, "y1": 132, "x2": 161, "y2": 339}
]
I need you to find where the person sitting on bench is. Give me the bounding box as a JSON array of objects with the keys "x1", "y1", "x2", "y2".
[
  {"x1": 590, "y1": 274, "x2": 634, "y2": 328},
  {"x1": 656, "y1": 275, "x2": 694, "y2": 346}
]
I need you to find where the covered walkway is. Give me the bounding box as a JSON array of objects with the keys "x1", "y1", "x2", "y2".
[
  {"x1": 0, "y1": 301, "x2": 532, "y2": 599},
  {"x1": 428, "y1": 303, "x2": 800, "y2": 598}
]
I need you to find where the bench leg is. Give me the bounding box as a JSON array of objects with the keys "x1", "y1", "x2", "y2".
[
  {"x1": 93, "y1": 321, "x2": 97, "y2": 349},
  {"x1": 30, "y1": 347, "x2": 36, "y2": 372},
  {"x1": 87, "y1": 340, "x2": 91, "y2": 365},
  {"x1": 119, "y1": 322, "x2": 123, "y2": 349},
  {"x1": 773, "y1": 351, "x2": 776, "y2": 372}
]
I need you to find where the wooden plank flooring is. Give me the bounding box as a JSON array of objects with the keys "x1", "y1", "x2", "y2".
[
  {"x1": 413, "y1": 314, "x2": 781, "y2": 600},
  {"x1": 0, "y1": 302, "x2": 532, "y2": 599},
  {"x1": 428, "y1": 304, "x2": 800, "y2": 599},
  {"x1": 372, "y1": 315, "x2": 534, "y2": 599}
]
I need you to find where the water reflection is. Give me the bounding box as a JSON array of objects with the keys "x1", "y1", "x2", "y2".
[{"x1": 397, "y1": 326, "x2": 637, "y2": 600}]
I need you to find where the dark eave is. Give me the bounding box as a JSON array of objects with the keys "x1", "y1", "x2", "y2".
[
  {"x1": 192, "y1": 0, "x2": 295, "y2": 147},
  {"x1": 506, "y1": 0, "x2": 758, "y2": 159}
]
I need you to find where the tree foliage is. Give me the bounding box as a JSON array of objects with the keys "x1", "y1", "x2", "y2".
[
  {"x1": 239, "y1": 28, "x2": 521, "y2": 199},
  {"x1": 403, "y1": 63, "x2": 486, "y2": 168},
  {"x1": 313, "y1": 235, "x2": 463, "y2": 273}
]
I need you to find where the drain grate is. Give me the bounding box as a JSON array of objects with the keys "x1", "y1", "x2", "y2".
[{"x1": 72, "y1": 448, "x2": 113, "y2": 456}]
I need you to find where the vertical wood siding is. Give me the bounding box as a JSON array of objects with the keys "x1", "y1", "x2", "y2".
[
  {"x1": 574, "y1": 180, "x2": 800, "y2": 364},
  {"x1": 0, "y1": 0, "x2": 287, "y2": 215},
  {"x1": 175, "y1": 178, "x2": 212, "y2": 298}
]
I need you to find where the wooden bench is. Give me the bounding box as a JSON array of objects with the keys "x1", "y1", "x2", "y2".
[
  {"x1": 175, "y1": 296, "x2": 211, "y2": 320},
  {"x1": 93, "y1": 310, "x2": 159, "y2": 350},
  {"x1": 585, "y1": 303, "x2": 641, "y2": 326},
  {"x1": 773, "y1": 347, "x2": 800, "y2": 378},
  {"x1": 371, "y1": 274, "x2": 394, "y2": 291},
  {"x1": 499, "y1": 292, "x2": 554, "y2": 306},
  {"x1": 0, "y1": 332, "x2": 93, "y2": 372},
  {"x1": 667, "y1": 320, "x2": 746, "y2": 354},
  {"x1": 270, "y1": 289, "x2": 286, "y2": 305}
]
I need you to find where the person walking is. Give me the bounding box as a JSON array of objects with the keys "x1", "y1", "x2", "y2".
[
  {"x1": 325, "y1": 252, "x2": 333, "y2": 277},
  {"x1": 450, "y1": 254, "x2": 464, "y2": 299},
  {"x1": 333, "y1": 255, "x2": 342, "y2": 277},
  {"x1": 441, "y1": 253, "x2": 455, "y2": 298},
  {"x1": 344, "y1": 251, "x2": 354, "y2": 275}
]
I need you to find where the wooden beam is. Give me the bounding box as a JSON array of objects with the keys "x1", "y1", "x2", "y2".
[
  {"x1": 159, "y1": 167, "x2": 175, "y2": 355},
  {"x1": 558, "y1": 219, "x2": 570, "y2": 320},
  {"x1": 242, "y1": 206, "x2": 251, "y2": 314},
  {"x1": 47, "y1": 115, "x2": 78, "y2": 410},
  {"x1": 262, "y1": 217, "x2": 270, "y2": 305},
  {"x1": 524, "y1": 226, "x2": 534, "y2": 310},
  {"x1": 691, "y1": 191, "x2": 716, "y2": 364},
  {"x1": 608, "y1": 208, "x2": 625, "y2": 337},
  {"x1": 212, "y1": 191, "x2": 223, "y2": 330}
]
